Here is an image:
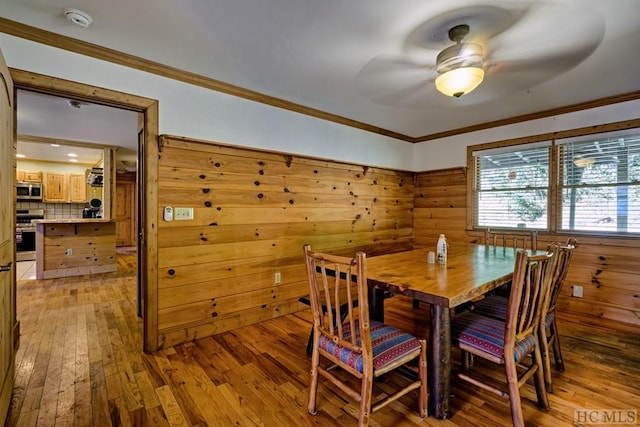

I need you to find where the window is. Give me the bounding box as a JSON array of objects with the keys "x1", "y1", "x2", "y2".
[
  {"x1": 470, "y1": 127, "x2": 640, "y2": 236},
  {"x1": 472, "y1": 142, "x2": 550, "y2": 230},
  {"x1": 558, "y1": 130, "x2": 640, "y2": 233}
]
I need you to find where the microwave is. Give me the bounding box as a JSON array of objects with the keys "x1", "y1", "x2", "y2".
[{"x1": 16, "y1": 182, "x2": 43, "y2": 201}]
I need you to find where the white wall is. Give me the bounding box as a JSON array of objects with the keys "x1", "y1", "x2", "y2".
[
  {"x1": 0, "y1": 34, "x2": 413, "y2": 170},
  {"x1": 17, "y1": 160, "x2": 92, "y2": 174},
  {"x1": 2, "y1": 33, "x2": 638, "y2": 173},
  {"x1": 413, "y1": 98, "x2": 640, "y2": 171}
]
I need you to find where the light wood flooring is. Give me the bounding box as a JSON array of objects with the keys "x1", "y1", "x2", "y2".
[{"x1": 6, "y1": 253, "x2": 640, "y2": 426}]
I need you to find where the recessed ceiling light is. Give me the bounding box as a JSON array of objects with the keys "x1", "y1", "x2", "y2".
[
  {"x1": 64, "y1": 8, "x2": 92, "y2": 28},
  {"x1": 69, "y1": 159, "x2": 78, "y2": 163},
  {"x1": 68, "y1": 153, "x2": 78, "y2": 158},
  {"x1": 51, "y1": 144, "x2": 60, "y2": 147},
  {"x1": 16, "y1": 154, "x2": 26, "y2": 158}
]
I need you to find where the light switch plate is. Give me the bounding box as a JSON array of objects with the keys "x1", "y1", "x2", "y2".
[
  {"x1": 174, "y1": 207, "x2": 194, "y2": 220},
  {"x1": 572, "y1": 285, "x2": 583, "y2": 298}
]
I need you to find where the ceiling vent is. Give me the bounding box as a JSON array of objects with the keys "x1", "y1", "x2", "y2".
[{"x1": 64, "y1": 8, "x2": 92, "y2": 28}]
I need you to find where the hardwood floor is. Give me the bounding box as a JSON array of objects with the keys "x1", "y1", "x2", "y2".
[{"x1": 7, "y1": 254, "x2": 640, "y2": 426}]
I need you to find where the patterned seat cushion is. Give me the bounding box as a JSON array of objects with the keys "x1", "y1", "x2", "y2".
[
  {"x1": 471, "y1": 295, "x2": 508, "y2": 320},
  {"x1": 544, "y1": 311, "x2": 554, "y2": 329},
  {"x1": 451, "y1": 312, "x2": 536, "y2": 362},
  {"x1": 474, "y1": 296, "x2": 556, "y2": 330},
  {"x1": 318, "y1": 320, "x2": 421, "y2": 374}
]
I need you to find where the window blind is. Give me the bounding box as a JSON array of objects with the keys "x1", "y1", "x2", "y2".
[{"x1": 473, "y1": 143, "x2": 550, "y2": 230}]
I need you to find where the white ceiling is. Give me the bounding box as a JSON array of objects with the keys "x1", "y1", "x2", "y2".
[
  {"x1": 16, "y1": 90, "x2": 139, "y2": 165},
  {"x1": 2, "y1": 0, "x2": 640, "y2": 143}
]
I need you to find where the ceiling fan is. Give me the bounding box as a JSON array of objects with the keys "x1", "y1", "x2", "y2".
[
  {"x1": 356, "y1": 2, "x2": 605, "y2": 107},
  {"x1": 434, "y1": 24, "x2": 485, "y2": 98}
]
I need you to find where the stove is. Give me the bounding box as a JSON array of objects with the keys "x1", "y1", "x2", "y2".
[{"x1": 16, "y1": 209, "x2": 44, "y2": 261}]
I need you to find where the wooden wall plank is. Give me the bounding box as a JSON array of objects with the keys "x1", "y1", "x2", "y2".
[
  {"x1": 157, "y1": 219, "x2": 413, "y2": 249},
  {"x1": 158, "y1": 301, "x2": 302, "y2": 349}
]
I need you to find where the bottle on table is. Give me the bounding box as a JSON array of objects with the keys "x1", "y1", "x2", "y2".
[{"x1": 436, "y1": 234, "x2": 447, "y2": 264}]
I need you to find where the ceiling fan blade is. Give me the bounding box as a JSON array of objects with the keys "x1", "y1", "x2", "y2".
[
  {"x1": 355, "y1": 55, "x2": 438, "y2": 107},
  {"x1": 458, "y1": 2, "x2": 606, "y2": 102},
  {"x1": 403, "y1": 3, "x2": 531, "y2": 53},
  {"x1": 486, "y1": 1, "x2": 605, "y2": 72}
]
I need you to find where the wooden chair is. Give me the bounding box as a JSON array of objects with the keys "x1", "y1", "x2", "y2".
[
  {"x1": 299, "y1": 289, "x2": 394, "y2": 356},
  {"x1": 485, "y1": 228, "x2": 538, "y2": 251},
  {"x1": 303, "y1": 245, "x2": 427, "y2": 426},
  {"x1": 297, "y1": 295, "x2": 358, "y2": 356},
  {"x1": 450, "y1": 244, "x2": 558, "y2": 427},
  {"x1": 539, "y1": 238, "x2": 577, "y2": 392},
  {"x1": 470, "y1": 238, "x2": 577, "y2": 392},
  {"x1": 483, "y1": 228, "x2": 538, "y2": 297}
]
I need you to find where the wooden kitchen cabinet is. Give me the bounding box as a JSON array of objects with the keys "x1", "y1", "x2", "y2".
[
  {"x1": 68, "y1": 173, "x2": 88, "y2": 203},
  {"x1": 17, "y1": 170, "x2": 42, "y2": 183},
  {"x1": 43, "y1": 172, "x2": 89, "y2": 202},
  {"x1": 43, "y1": 172, "x2": 68, "y2": 202}
]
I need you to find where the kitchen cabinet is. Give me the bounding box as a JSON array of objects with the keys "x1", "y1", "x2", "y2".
[
  {"x1": 68, "y1": 173, "x2": 88, "y2": 203},
  {"x1": 42, "y1": 171, "x2": 89, "y2": 203},
  {"x1": 17, "y1": 170, "x2": 42, "y2": 183},
  {"x1": 42, "y1": 172, "x2": 68, "y2": 202}
]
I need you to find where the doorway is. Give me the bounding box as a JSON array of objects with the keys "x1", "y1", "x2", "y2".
[{"x1": 11, "y1": 69, "x2": 159, "y2": 352}]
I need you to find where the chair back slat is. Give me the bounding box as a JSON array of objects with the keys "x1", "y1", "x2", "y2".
[
  {"x1": 507, "y1": 245, "x2": 558, "y2": 345},
  {"x1": 304, "y1": 245, "x2": 369, "y2": 355},
  {"x1": 485, "y1": 228, "x2": 538, "y2": 251}
]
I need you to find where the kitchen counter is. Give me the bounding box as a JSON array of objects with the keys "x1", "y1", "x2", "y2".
[
  {"x1": 33, "y1": 218, "x2": 113, "y2": 224},
  {"x1": 34, "y1": 219, "x2": 117, "y2": 279}
]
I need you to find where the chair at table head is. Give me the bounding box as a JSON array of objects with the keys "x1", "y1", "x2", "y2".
[
  {"x1": 303, "y1": 244, "x2": 427, "y2": 426},
  {"x1": 483, "y1": 228, "x2": 539, "y2": 298},
  {"x1": 485, "y1": 228, "x2": 538, "y2": 251}
]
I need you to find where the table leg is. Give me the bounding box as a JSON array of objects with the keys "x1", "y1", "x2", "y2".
[
  {"x1": 368, "y1": 287, "x2": 385, "y2": 322},
  {"x1": 429, "y1": 304, "x2": 451, "y2": 419}
]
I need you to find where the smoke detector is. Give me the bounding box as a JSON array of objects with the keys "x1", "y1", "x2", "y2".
[
  {"x1": 64, "y1": 8, "x2": 92, "y2": 28},
  {"x1": 67, "y1": 99, "x2": 89, "y2": 108}
]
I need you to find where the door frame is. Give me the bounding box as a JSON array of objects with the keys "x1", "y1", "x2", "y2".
[
  {"x1": 11, "y1": 69, "x2": 160, "y2": 352},
  {"x1": 0, "y1": 47, "x2": 16, "y2": 426}
]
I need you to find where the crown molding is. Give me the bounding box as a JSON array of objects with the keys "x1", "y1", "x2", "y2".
[{"x1": 2, "y1": 17, "x2": 640, "y2": 144}]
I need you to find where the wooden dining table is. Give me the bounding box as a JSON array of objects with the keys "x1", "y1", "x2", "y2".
[{"x1": 364, "y1": 243, "x2": 526, "y2": 419}]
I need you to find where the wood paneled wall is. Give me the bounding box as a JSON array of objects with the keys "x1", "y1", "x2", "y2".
[
  {"x1": 155, "y1": 136, "x2": 415, "y2": 348},
  {"x1": 414, "y1": 167, "x2": 640, "y2": 327}
]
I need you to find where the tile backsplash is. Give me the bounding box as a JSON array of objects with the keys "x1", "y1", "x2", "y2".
[{"x1": 17, "y1": 201, "x2": 87, "y2": 219}]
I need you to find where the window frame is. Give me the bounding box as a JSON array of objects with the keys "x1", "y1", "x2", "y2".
[{"x1": 466, "y1": 118, "x2": 640, "y2": 237}]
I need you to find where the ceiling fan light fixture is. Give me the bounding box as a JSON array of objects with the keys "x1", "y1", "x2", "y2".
[
  {"x1": 573, "y1": 156, "x2": 596, "y2": 168},
  {"x1": 435, "y1": 66, "x2": 485, "y2": 98},
  {"x1": 434, "y1": 24, "x2": 485, "y2": 97}
]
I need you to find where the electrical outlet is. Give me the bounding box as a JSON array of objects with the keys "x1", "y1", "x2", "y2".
[
  {"x1": 174, "y1": 207, "x2": 194, "y2": 220},
  {"x1": 275, "y1": 272, "x2": 281, "y2": 284},
  {"x1": 65, "y1": 248, "x2": 73, "y2": 256},
  {"x1": 572, "y1": 285, "x2": 583, "y2": 298}
]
